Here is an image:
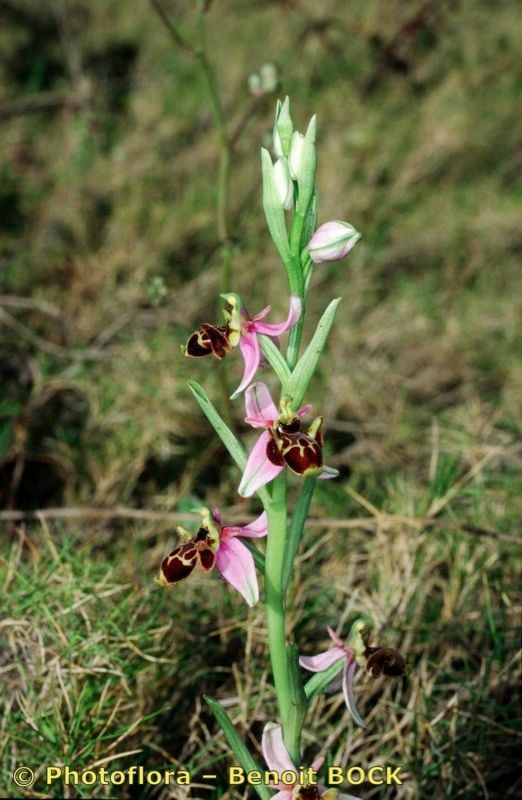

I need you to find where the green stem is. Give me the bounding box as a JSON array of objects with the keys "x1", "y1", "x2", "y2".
[
  {"x1": 286, "y1": 214, "x2": 306, "y2": 370},
  {"x1": 282, "y1": 477, "x2": 316, "y2": 598},
  {"x1": 265, "y1": 473, "x2": 298, "y2": 762}
]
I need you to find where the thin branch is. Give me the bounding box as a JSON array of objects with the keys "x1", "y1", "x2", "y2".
[
  {"x1": 0, "y1": 306, "x2": 107, "y2": 362},
  {"x1": 148, "y1": 0, "x2": 196, "y2": 54},
  {"x1": 0, "y1": 295, "x2": 64, "y2": 320},
  {"x1": 0, "y1": 92, "x2": 82, "y2": 122},
  {"x1": 0, "y1": 508, "x2": 201, "y2": 524}
]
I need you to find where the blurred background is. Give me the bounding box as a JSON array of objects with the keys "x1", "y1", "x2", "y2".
[{"x1": 0, "y1": 1, "x2": 521, "y2": 798}]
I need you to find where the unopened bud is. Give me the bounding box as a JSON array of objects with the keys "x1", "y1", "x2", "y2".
[
  {"x1": 273, "y1": 96, "x2": 293, "y2": 158},
  {"x1": 248, "y1": 63, "x2": 279, "y2": 97},
  {"x1": 274, "y1": 158, "x2": 294, "y2": 210},
  {"x1": 308, "y1": 220, "x2": 361, "y2": 264},
  {"x1": 288, "y1": 130, "x2": 305, "y2": 180}
]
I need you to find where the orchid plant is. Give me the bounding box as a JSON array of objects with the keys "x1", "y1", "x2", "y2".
[{"x1": 160, "y1": 98, "x2": 405, "y2": 799}]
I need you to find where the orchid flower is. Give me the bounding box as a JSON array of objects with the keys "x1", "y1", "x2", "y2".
[
  {"x1": 184, "y1": 293, "x2": 302, "y2": 397},
  {"x1": 238, "y1": 381, "x2": 339, "y2": 498},
  {"x1": 299, "y1": 627, "x2": 366, "y2": 728},
  {"x1": 300, "y1": 622, "x2": 407, "y2": 728},
  {"x1": 160, "y1": 508, "x2": 267, "y2": 607},
  {"x1": 262, "y1": 722, "x2": 359, "y2": 800}
]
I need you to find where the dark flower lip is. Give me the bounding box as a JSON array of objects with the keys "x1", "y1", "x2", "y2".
[
  {"x1": 160, "y1": 526, "x2": 216, "y2": 584},
  {"x1": 280, "y1": 432, "x2": 323, "y2": 475},
  {"x1": 297, "y1": 788, "x2": 322, "y2": 800},
  {"x1": 185, "y1": 323, "x2": 233, "y2": 359},
  {"x1": 365, "y1": 646, "x2": 407, "y2": 678},
  {"x1": 270, "y1": 417, "x2": 324, "y2": 476},
  {"x1": 266, "y1": 435, "x2": 285, "y2": 466}
]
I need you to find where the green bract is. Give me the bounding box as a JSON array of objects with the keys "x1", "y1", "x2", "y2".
[
  {"x1": 287, "y1": 297, "x2": 341, "y2": 410},
  {"x1": 295, "y1": 115, "x2": 317, "y2": 218},
  {"x1": 260, "y1": 147, "x2": 292, "y2": 265}
]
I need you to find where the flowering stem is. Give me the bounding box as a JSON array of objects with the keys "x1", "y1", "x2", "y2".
[
  {"x1": 265, "y1": 472, "x2": 299, "y2": 762},
  {"x1": 282, "y1": 476, "x2": 316, "y2": 598},
  {"x1": 285, "y1": 209, "x2": 308, "y2": 369}
]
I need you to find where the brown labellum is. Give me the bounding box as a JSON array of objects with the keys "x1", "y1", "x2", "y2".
[
  {"x1": 185, "y1": 323, "x2": 233, "y2": 359},
  {"x1": 297, "y1": 788, "x2": 322, "y2": 800},
  {"x1": 271, "y1": 416, "x2": 324, "y2": 476},
  {"x1": 161, "y1": 527, "x2": 216, "y2": 585},
  {"x1": 365, "y1": 646, "x2": 407, "y2": 678}
]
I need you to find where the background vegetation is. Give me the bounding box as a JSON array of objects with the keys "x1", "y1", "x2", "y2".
[{"x1": 1, "y1": 0, "x2": 520, "y2": 798}]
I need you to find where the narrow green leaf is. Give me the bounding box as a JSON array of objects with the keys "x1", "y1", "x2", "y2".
[
  {"x1": 242, "y1": 539, "x2": 266, "y2": 573},
  {"x1": 188, "y1": 380, "x2": 271, "y2": 507},
  {"x1": 285, "y1": 643, "x2": 308, "y2": 764},
  {"x1": 204, "y1": 696, "x2": 272, "y2": 800},
  {"x1": 288, "y1": 298, "x2": 341, "y2": 409},
  {"x1": 304, "y1": 657, "x2": 344, "y2": 701},
  {"x1": 261, "y1": 148, "x2": 292, "y2": 264},
  {"x1": 188, "y1": 381, "x2": 246, "y2": 470},
  {"x1": 282, "y1": 477, "x2": 316, "y2": 597},
  {"x1": 259, "y1": 335, "x2": 291, "y2": 388}
]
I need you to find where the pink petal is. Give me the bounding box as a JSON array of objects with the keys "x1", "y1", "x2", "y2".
[
  {"x1": 327, "y1": 626, "x2": 345, "y2": 649},
  {"x1": 244, "y1": 381, "x2": 278, "y2": 428},
  {"x1": 251, "y1": 304, "x2": 271, "y2": 322},
  {"x1": 327, "y1": 671, "x2": 344, "y2": 693},
  {"x1": 297, "y1": 403, "x2": 313, "y2": 418},
  {"x1": 271, "y1": 792, "x2": 293, "y2": 800},
  {"x1": 262, "y1": 723, "x2": 296, "y2": 774},
  {"x1": 318, "y1": 465, "x2": 339, "y2": 480},
  {"x1": 221, "y1": 511, "x2": 268, "y2": 541},
  {"x1": 342, "y1": 660, "x2": 366, "y2": 728},
  {"x1": 237, "y1": 510, "x2": 268, "y2": 538},
  {"x1": 312, "y1": 757, "x2": 325, "y2": 772},
  {"x1": 238, "y1": 431, "x2": 283, "y2": 497},
  {"x1": 212, "y1": 508, "x2": 222, "y2": 526},
  {"x1": 215, "y1": 538, "x2": 259, "y2": 607},
  {"x1": 252, "y1": 295, "x2": 302, "y2": 337},
  {"x1": 231, "y1": 332, "x2": 261, "y2": 398},
  {"x1": 299, "y1": 647, "x2": 346, "y2": 672}
]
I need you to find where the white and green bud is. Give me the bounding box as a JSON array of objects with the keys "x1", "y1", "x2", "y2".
[
  {"x1": 260, "y1": 148, "x2": 292, "y2": 263},
  {"x1": 273, "y1": 157, "x2": 294, "y2": 210},
  {"x1": 248, "y1": 62, "x2": 279, "y2": 97},
  {"x1": 288, "y1": 130, "x2": 305, "y2": 180},
  {"x1": 294, "y1": 116, "x2": 317, "y2": 216},
  {"x1": 273, "y1": 96, "x2": 293, "y2": 158}
]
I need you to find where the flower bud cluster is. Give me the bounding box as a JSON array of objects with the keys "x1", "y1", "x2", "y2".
[{"x1": 265, "y1": 97, "x2": 361, "y2": 266}]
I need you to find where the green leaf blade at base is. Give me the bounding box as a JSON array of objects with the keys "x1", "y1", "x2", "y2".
[{"x1": 204, "y1": 695, "x2": 273, "y2": 800}]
